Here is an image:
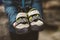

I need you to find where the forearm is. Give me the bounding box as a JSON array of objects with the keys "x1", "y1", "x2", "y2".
[
  {"x1": 32, "y1": 0, "x2": 43, "y2": 17},
  {"x1": 3, "y1": 0, "x2": 18, "y2": 25}
]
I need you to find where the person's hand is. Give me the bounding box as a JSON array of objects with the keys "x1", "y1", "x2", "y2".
[{"x1": 13, "y1": 22, "x2": 18, "y2": 27}]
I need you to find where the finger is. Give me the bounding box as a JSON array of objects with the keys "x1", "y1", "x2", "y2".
[{"x1": 13, "y1": 22, "x2": 18, "y2": 27}]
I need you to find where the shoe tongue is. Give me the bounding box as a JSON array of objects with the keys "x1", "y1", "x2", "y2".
[
  {"x1": 28, "y1": 9, "x2": 40, "y2": 16},
  {"x1": 16, "y1": 12, "x2": 27, "y2": 20}
]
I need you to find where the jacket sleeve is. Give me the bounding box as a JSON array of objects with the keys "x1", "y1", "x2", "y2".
[
  {"x1": 2, "y1": 0, "x2": 18, "y2": 25},
  {"x1": 32, "y1": 0, "x2": 43, "y2": 18}
]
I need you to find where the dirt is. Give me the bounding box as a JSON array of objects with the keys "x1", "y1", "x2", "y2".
[{"x1": 39, "y1": 29, "x2": 60, "y2": 40}]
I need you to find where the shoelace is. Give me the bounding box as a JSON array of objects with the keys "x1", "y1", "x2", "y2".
[
  {"x1": 29, "y1": 14, "x2": 41, "y2": 22},
  {"x1": 16, "y1": 17, "x2": 28, "y2": 24}
]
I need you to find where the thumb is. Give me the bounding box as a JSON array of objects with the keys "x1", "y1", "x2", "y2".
[{"x1": 13, "y1": 22, "x2": 18, "y2": 27}]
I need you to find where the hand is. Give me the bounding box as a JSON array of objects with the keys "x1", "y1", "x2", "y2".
[{"x1": 13, "y1": 22, "x2": 18, "y2": 27}]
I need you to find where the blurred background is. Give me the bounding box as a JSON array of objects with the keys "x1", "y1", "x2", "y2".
[{"x1": 0, "y1": 0, "x2": 60, "y2": 40}]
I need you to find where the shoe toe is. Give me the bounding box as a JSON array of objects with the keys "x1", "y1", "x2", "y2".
[
  {"x1": 31, "y1": 25, "x2": 40, "y2": 31},
  {"x1": 16, "y1": 28, "x2": 28, "y2": 34},
  {"x1": 15, "y1": 24, "x2": 29, "y2": 34},
  {"x1": 31, "y1": 20, "x2": 44, "y2": 31}
]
